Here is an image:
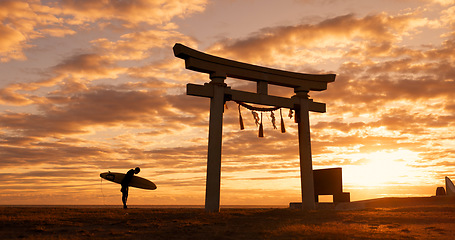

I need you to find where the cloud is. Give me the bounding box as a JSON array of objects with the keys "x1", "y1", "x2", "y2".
[
  {"x1": 0, "y1": 143, "x2": 108, "y2": 167},
  {"x1": 0, "y1": 0, "x2": 75, "y2": 62},
  {"x1": 0, "y1": 0, "x2": 206, "y2": 62},
  {"x1": 0, "y1": 85, "x2": 205, "y2": 173},
  {"x1": 0, "y1": 52, "x2": 125, "y2": 105},
  {"x1": 432, "y1": 0, "x2": 455, "y2": 6},
  {"x1": 53, "y1": 53, "x2": 125, "y2": 80},
  {"x1": 39, "y1": 27, "x2": 76, "y2": 37},
  {"x1": 0, "y1": 24, "x2": 28, "y2": 62},
  {"x1": 91, "y1": 30, "x2": 197, "y2": 61},
  {"x1": 60, "y1": 0, "x2": 208, "y2": 26},
  {"x1": 5, "y1": 88, "x2": 170, "y2": 136},
  {"x1": 0, "y1": 87, "x2": 34, "y2": 105},
  {"x1": 206, "y1": 11, "x2": 431, "y2": 67}
]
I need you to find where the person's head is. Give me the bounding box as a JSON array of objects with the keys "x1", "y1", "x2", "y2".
[{"x1": 134, "y1": 167, "x2": 140, "y2": 174}]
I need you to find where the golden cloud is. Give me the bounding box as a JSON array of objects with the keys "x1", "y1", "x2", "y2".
[
  {"x1": 60, "y1": 0, "x2": 207, "y2": 26},
  {"x1": 91, "y1": 30, "x2": 197, "y2": 61},
  {"x1": 0, "y1": 24, "x2": 27, "y2": 62},
  {"x1": 206, "y1": 11, "x2": 434, "y2": 68},
  {"x1": 0, "y1": 0, "x2": 206, "y2": 62},
  {"x1": 0, "y1": 1, "x2": 75, "y2": 62}
]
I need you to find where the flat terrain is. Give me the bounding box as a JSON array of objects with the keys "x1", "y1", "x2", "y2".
[{"x1": 1, "y1": 197, "x2": 455, "y2": 239}]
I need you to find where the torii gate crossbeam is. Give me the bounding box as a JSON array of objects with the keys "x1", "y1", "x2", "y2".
[{"x1": 173, "y1": 43, "x2": 335, "y2": 212}]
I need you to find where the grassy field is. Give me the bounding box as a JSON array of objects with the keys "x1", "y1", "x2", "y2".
[{"x1": 1, "y1": 198, "x2": 455, "y2": 239}]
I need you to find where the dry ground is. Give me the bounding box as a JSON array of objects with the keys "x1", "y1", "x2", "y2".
[{"x1": 1, "y1": 198, "x2": 455, "y2": 239}]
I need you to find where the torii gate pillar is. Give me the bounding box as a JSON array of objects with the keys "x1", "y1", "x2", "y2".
[
  {"x1": 205, "y1": 74, "x2": 226, "y2": 212},
  {"x1": 294, "y1": 90, "x2": 316, "y2": 210}
]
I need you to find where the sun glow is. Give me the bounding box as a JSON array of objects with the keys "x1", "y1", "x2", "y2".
[{"x1": 343, "y1": 150, "x2": 420, "y2": 187}]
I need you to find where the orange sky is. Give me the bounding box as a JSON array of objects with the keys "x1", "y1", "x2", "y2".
[{"x1": 1, "y1": 0, "x2": 454, "y2": 206}]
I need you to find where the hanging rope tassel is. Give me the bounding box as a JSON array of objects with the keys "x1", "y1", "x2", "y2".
[
  {"x1": 271, "y1": 111, "x2": 277, "y2": 129},
  {"x1": 280, "y1": 108, "x2": 286, "y2": 133},
  {"x1": 252, "y1": 111, "x2": 260, "y2": 126},
  {"x1": 238, "y1": 104, "x2": 245, "y2": 130},
  {"x1": 234, "y1": 101, "x2": 289, "y2": 137},
  {"x1": 258, "y1": 112, "x2": 264, "y2": 137}
]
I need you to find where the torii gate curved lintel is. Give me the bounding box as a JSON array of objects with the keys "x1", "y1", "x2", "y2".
[{"x1": 173, "y1": 43, "x2": 336, "y2": 212}]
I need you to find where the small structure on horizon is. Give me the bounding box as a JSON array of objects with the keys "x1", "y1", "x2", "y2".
[
  {"x1": 173, "y1": 43, "x2": 335, "y2": 212},
  {"x1": 435, "y1": 176, "x2": 455, "y2": 197},
  {"x1": 436, "y1": 187, "x2": 446, "y2": 196}
]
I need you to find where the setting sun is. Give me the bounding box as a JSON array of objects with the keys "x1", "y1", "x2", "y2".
[{"x1": 343, "y1": 150, "x2": 420, "y2": 187}]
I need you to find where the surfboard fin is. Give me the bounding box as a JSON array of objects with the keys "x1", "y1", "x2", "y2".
[{"x1": 446, "y1": 176, "x2": 455, "y2": 196}]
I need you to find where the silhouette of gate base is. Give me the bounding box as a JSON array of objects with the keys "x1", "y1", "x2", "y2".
[{"x1": 290, "y1": 167, "x2": 350, "y2": 208}]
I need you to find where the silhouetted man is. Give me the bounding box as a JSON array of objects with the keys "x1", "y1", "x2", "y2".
[{"x1": 121, "y1": 167, "x2": 140, "y2": 209}]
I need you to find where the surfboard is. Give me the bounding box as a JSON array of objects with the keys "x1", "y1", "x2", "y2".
[
  {"x1": 446, "y1": 176, "x2": 455, "y2": 196},
  {"x1": 100, "y1": 172, "x2": 157, "y2": 190}
]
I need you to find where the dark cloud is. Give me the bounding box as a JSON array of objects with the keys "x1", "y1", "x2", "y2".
[
  {"x1": 0, "y1": 88, "x2": 173, "y2": 137},
  {"x1": 0, "y1": 142, "x2": 109, "y2": 167},
  {"x1": 54, "y1": 54, "x2": 118, "y2": 77}
]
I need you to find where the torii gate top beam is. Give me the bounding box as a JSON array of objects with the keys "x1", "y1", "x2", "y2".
[{"x1": 173, "y1": 43, "x2": 335, "y2": 92}]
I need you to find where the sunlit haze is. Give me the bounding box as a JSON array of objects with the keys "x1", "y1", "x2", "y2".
[{"x1": 1, "y1": 0, "x2": 454, "y2": 206}]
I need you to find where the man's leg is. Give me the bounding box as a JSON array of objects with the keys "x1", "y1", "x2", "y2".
[
  {"x1": 121, "y1": 187, "x2": 128, "y2": 209},
  {"x1": 122, "y1": 193, "x2": 127, "y2": 208}
]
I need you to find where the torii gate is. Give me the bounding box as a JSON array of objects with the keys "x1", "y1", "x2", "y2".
[{"x1": 173, "y1": 43, "x2": 335, "y2": 212}]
